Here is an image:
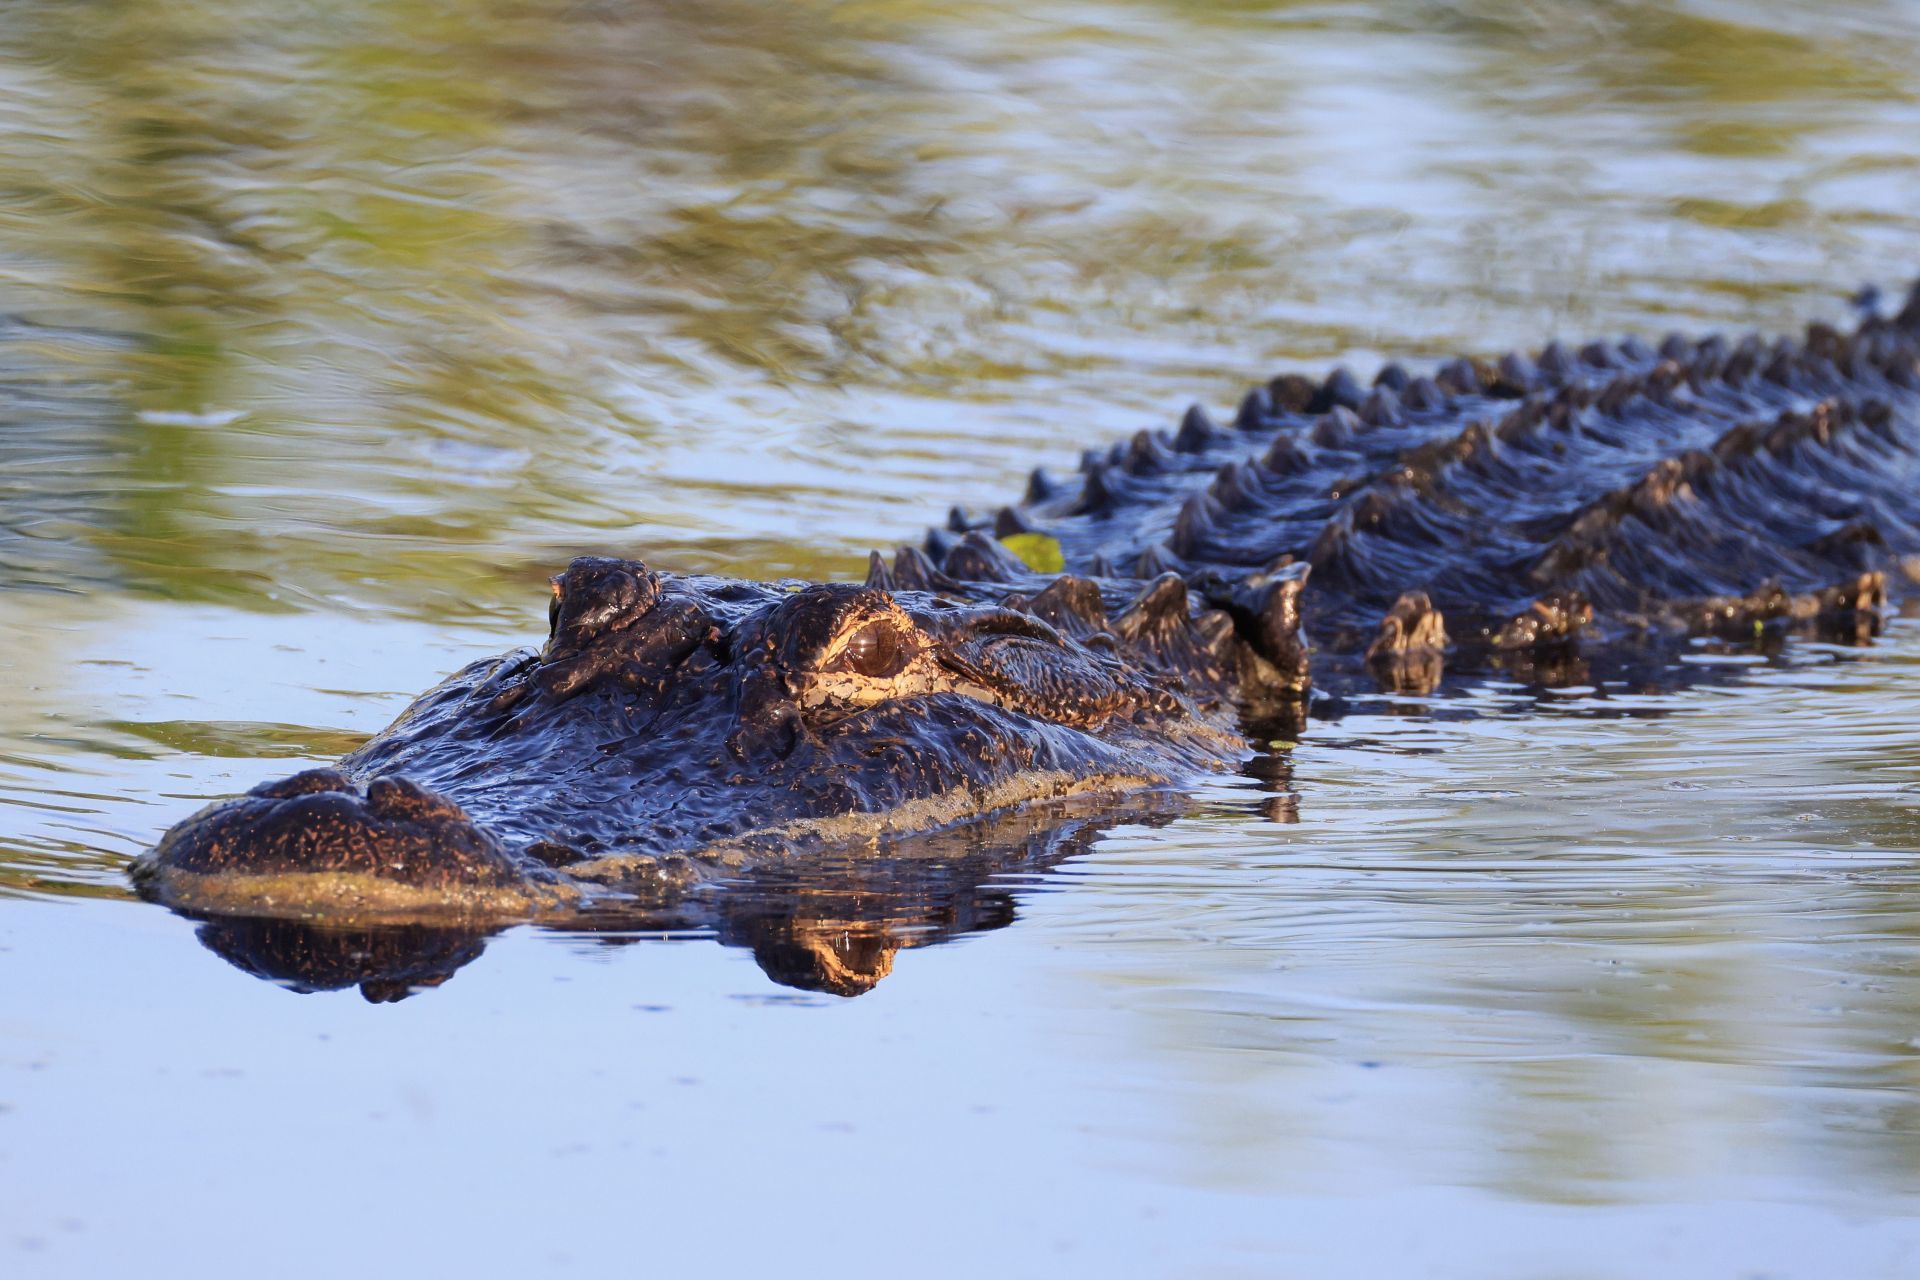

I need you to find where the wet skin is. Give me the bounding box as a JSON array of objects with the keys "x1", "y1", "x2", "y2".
[{"x1": 137, "y1": 283, "x2": 1920, "y2": 926}]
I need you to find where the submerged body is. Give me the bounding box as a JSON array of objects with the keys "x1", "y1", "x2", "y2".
[{"x1": 137, "y1": 284, "x2": 1920, "y2": 922}]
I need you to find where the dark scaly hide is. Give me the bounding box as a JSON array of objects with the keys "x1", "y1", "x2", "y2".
[{"x1": 138, "y1": 283, "x2": 1920, "y2": 926}]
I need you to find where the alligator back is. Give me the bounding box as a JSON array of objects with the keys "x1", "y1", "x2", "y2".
[{"x1": 919, "y1": 286, "x2": 1920, "y2": 665}]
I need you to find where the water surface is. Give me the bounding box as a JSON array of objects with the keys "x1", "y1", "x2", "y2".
[{"x1": 5, "y1": 1, "x2": 1920, "y2": 1274}]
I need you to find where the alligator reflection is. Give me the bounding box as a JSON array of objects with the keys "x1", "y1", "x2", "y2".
[{"x1": 175, "y1": 792, "x2": 1231, "y2": 1002}]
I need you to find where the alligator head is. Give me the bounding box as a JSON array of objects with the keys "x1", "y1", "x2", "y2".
[{"x1": 136, "y1": 555, "x2": 1301, "y2": 921}]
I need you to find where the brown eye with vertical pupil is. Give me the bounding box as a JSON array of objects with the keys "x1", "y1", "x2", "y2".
[{"x1": 838, "y1": 620, "x2": 911, "y2": 678}]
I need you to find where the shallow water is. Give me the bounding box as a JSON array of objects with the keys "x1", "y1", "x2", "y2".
[{"x1": 5, "y1": 1, "x2": 1920, "y2": 1274}]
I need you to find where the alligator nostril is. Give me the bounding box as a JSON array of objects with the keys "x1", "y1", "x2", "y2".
[
  {"x1": 248, "y1": 768, "x2": 355, "y2": 800},
  {"x1": 365, "y1": 776, "x2": 471, "y2": 823}
]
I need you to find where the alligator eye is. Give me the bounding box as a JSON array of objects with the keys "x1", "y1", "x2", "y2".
[{"x1": 838, "y1": 620, "x2": 912, "y2": 679}]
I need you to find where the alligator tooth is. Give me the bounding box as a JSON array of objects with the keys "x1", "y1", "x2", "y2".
[
  {"x1": 865, "y1": 551, "x2": 895, "y2": 590},
  {"x1": 1172, "y1": 404, "x2": 1228, "y2": 453},
  {"x1": 1233, "y1": 386, "x2": 1273, "y2": 431}
]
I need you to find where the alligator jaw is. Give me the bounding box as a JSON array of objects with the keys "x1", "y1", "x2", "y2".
[{"x1": 130, "y1": 768, "x2": 576, "y2": 923}]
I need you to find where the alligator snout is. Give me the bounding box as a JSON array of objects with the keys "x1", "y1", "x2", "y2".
[{"x1": 134, "y1": 768, "x2": 556, "y2": 920}]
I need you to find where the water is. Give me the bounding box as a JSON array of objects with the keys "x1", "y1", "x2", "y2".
[{"x1": 5, "y1": 1, "x2": 1920, "y2": 1274}]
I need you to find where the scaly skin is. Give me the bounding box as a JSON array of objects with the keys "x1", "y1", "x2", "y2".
[{"x1": 136, "y1": 282, "x2": 1920, "y2": 925}]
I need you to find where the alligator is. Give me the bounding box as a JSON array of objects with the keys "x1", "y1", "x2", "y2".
[{"x1": 135, "y1": 281, "x2": 1920, "y2": 939}]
